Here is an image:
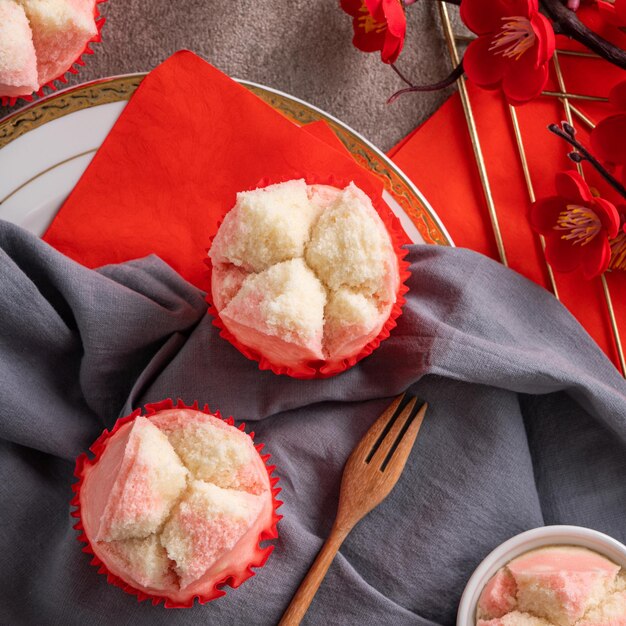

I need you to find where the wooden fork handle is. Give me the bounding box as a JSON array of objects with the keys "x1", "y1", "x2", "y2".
[{"x1": 278, "y1": 526, "x2": 349, "y2": 626}]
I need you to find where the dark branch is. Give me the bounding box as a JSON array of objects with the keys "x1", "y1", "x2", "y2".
[
  {"x1": 388, "y1": 61, "x2": 464, "y2": 104},
  {"x1": 390, "y1": 64, "x2": 414, "y2": 88},
  {"x1": 541, "y1": 0, "x2": 626, "y2": 70},
  {"x1": 548, "y1": 122, "x2": 626, "y2": 200}
]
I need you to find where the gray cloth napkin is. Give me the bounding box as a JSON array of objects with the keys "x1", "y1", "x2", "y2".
[{"x1": 0, "y1": 220, "x2": 624, "y2": 626}]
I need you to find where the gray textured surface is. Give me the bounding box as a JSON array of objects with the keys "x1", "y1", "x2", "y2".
[
  {"x1": 0, "y1": 0, "x2": 461, "y2": 152},
  {"x1": 1, "y1": 220, "x2": 625, "y2": 625}
]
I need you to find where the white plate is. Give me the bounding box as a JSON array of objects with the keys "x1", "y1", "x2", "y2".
[{"x1": 0, "y1": 74, "x2": 453, "y2": 246}]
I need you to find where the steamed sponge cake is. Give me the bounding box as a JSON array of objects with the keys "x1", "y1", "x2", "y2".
[
  {"x1": 305, "y1": 182, "x2": 397, "y2": 301},
  {"x1": 509, "y1": 546, "x2": 621, "y2": 626},
  {"x1": 209, "y1": 179, "x2": 400, "y2": 372},
  {"x1": 160, "y1": 480, "x2": 263, "y2": 590},
  {"x1": 149, "y1": 408, "x2": 268, "y2": 495},
  {"x1": 96, "y1": 416, "x2": 188, "y2": 542},
  {"x1": 79, "y1": 408, "x2": 274, "y2": 604},
  {"x1": 16, "y1": 0, "x2": 97, "y2": 86},
  {"x1": 210, "y1": 179, "x2": 319, "y2": 273},
  {"x1": 476, "y1": 546, "x2": 626, "y2": 626},
  {"x1": 478, "y1": 612, "x2": 555, "y2": 626},
  {"x1": 0, "y1": 0, "x2": 38, "y2": 97},
  {"x1": 220, "y1": 258, "x2": 327, "y2": 364}
]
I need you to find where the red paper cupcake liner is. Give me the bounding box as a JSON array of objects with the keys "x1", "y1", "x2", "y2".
[
  {"x1": 204, "y1": 173, "x2": 412, "y2": 379},
  {"x1": 1, "y1": 0, "x2": 107, "y2": 107},
  {"x1": 71, "y1": 398, "x2": 283, "y2": 608}
]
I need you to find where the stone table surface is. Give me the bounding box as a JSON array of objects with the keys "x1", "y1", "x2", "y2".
[{"x1": 0, "y1": 0, "x2": 465, "y2": 153}]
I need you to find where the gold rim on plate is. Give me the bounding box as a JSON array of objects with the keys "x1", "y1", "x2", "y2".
[{"x1": 0, "y1": 73, "x2": 452, "y2": 246}]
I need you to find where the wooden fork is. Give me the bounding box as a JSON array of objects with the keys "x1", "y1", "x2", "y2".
[{"x1": 278, "y1": 394, "x2": 428, "y2": 626}]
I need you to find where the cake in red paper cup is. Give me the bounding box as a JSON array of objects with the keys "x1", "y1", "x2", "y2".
[
  {"x1": 0, "y1": 0, "x2": 105, "y2": 105},
  {"x1": 71, "y1": 400, "x2": 282, "y2": 607},
  {"x1": 207, "y1": 177, "x2": 410, "y2": 378}
]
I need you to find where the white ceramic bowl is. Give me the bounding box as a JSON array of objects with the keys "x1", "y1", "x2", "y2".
[{"x1": 456, "y1": 525, "x2": 626, "y2": 625}]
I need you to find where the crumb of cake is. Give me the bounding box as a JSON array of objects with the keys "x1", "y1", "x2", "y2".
[
  {"x1": 104, "y1": 534, "x2": 176, "y2": 590},
  {"x1": 477, "y1": 568, "x2": 518, "y2": 620},
  {"x1": 96, "y1": 416, "x2": 188, "y2": 542},
  {"x1": 211, "y1": 264, "x2": 249, "y2": 311},
  {"x1": 510, "y1": 546, "x2": 620, "y2": 626},
  {"x1": 305, "y1": 182, "x2": 396, "y2": 300},
  {"x1": 576, "y1": 589, "x2": 626, "y2": 625},
  {"x1": 209, "y1": 179, "x2": 319, "y2": 273},
  {"x1": 160, "y1": 480, "x2": 263, "y2": 589},
  {"x1": 478, "y1": 611, "x2": 555, "y2": 626},
  {"x1": 150, "y1": 409, "x2": 266, "y2": 494},
  {"x1": 221, "y1": 257, "x2": 326, "y2": 352},
  {"x1": 324, "y1": 287, "x2": 384, "y2": 359}
]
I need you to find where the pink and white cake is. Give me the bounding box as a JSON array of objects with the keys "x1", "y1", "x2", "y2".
[
  {"x1": 74, "y1": 401, "x2": 280, "y2": 607},
  {"x1": 476, "y1": 546, "x2": 626, "y2": 626},
  {"x1": 208, "y1": 179, "x2": 404, "y2": 377},
  {"x1": 0, "y1": 0, "x2": 100, "y2": 100}
]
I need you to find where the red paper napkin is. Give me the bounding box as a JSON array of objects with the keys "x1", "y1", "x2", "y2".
[
  {"x1": 43, "y1": 51, "x2": 403, "y2": 290},
  {"x1": 388, "y1": 6, "x2": 626, "y2": 369}
]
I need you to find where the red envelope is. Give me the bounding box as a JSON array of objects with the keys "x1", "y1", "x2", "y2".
[{"x1": 43, "y1": 51, "x2": 396, "y2": 290}]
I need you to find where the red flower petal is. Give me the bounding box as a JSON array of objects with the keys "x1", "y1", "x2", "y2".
[
  {"x1": 460, "y1": 0, "x2": 536, "y2": 35},
  {"x1": 544, "y1": 232, "x2": 585, "y2": 273},
  {"x1": 352, "y1": 24, "x2": 387, "y2": 53},
  {"x1": 382, "y1": 0, "x2": 405, "y2": 37},
  {"x1": 502, "y1": 54, "x2": 549, "y2": 105},
  {"x1": 522, "y1": 0, "x2": 540, "y2": 17},
  {"x1": 593, "y1": 197, "x2": 621, "y2": 238},
  {"x1": 617, "y1": 0, "x2": 626, "y2": 24},
  {"x1": 598, "y1": 0, "x2": 626, "y2": 27},
  {"x1": 529, "y1": 196, "x2": 567, "y2": 234},
  {"x1": 610, "y1": 79, "x2": 626, "y2": 111},
  {"x1": 464, "y1": 35, "x2": 508, "y2": 88},
  {"x1": 381, "y1": 34, "x2": 403, "y2": 64},
  {"x1": 531, "y1": 12, "x2": 556, "y2": 66},
  {"x1": 580, "y1": 235, "x2": 612, "y2": 279},
  {"x1": 341, "y1": 0, "x2": 362, "y2": 16},
  {"x1": 460, "y1": 0, "x2": 503, "y2": 35},
  {"x1": 379, "y1": 0, "x2": 405, "y2": 62},
  {"x1": 555, "y1": 170, "x2": 592, "y2": 204},
  {"x1": 365, "y1": 0, "x2": 385, "y2": 22},
  {"x1": 598, "y1": 0, "x2": 617, "y2": 24},
  {"x1": 590, "y1": 114, "x2": 626, "y2": 167}
]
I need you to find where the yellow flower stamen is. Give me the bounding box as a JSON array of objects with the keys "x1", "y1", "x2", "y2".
[
  {"x1": 610, "y1": 231, "x2": 626, "y2": 270},
  {"x1": 357, "y1": 2, "x2": 386, "y2": 34},
  {"x1": 554, "y1": 204, "x2": 602, "y2": 246},
  {"x1": 490, "y1": 16, "x2": 536, "y2": 60}
]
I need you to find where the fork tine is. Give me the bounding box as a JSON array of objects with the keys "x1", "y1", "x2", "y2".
[
  {"x1": 353, "y1": 394, "x2": 404, "y2": 463},
  {"x1": 368, "y1": 396, "x2": 418, "y2": 469},
  {"x1": 382, "y1": 402, "x2": 428, "y2": 477}
]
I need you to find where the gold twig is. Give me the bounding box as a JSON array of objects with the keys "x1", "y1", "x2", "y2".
[
  {"x1": 508, "y1": 106, "x2": 560, "y2": 299},
  {"x1": 566, "y1": 103, "x2": 596, "y2": 129},
  {"x1": 439, "y1": 3, "x2": 509, "y2": 266},
  {"x1": 542, "y1": 91, "x2": 609, "y2": 102},
  {"x1": 553, "y1": 49, "x2": 600, "y2": 59},
  {"x1": 552, "y1": 52, "x2": 626, "y2": 377},
  {"x1": 553, "y1": 53, "x2": 584, "y2": 177}
]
